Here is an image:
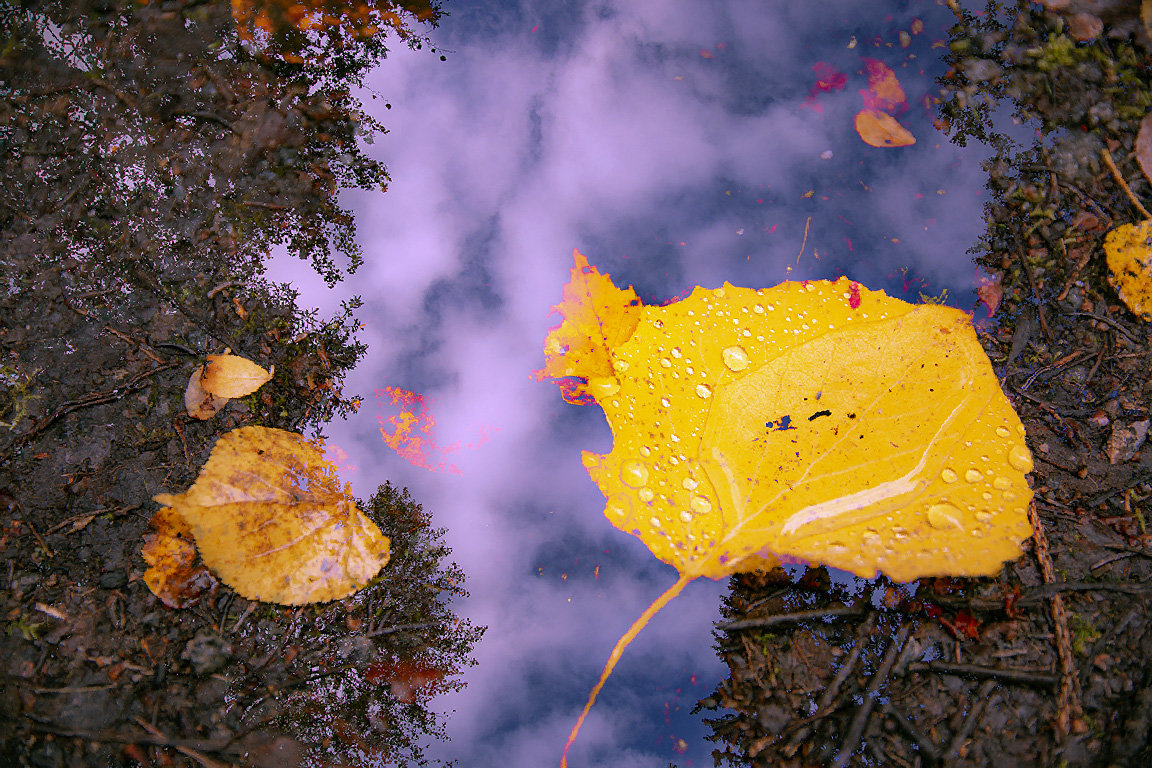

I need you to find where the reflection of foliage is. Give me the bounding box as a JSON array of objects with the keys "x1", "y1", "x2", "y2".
[
  {"x1": 0, "y1": 0, "x2": 431, "y2": 297},
  {"x1": 232, "y1": 0, "x2": 445, "y2": 80},
  {"x1": 278, "y1": 482, "x2": 485, "y2": 767}
]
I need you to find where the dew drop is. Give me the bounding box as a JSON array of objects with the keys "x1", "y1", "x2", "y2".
[
  {"x1": 639, "y1": 445, "x2": 651, "y2": 457},
  {"x1": 982, "y1": 492, "x2": 992, "y2": 501},
  {"x1": 621, "y1": 461, "x2": 649, "y2": 488},
  {"x1": 679, "y1": 510, "x2": 693, "y2": 524},
  {"x1": 862, "y1": 531, "x2": 882, "y2": 548},
  {"x1": 652, "y1": 318, "x2": 664, "y2": 329},
  {"x1": 649, "y1": 516, "x2": 662, "y2": 528},
  {"x1": 1008, "y1": 443, "x2": 1033, "y2": 472},
  {"x1": 670, "y1": 347, "x2": 683, "y2": 359},
  {"x1": 964, "y1": 468, "x2": 983, "y2": 483},
  {"x1": 991, "y1": 476, "x2": 1011, "y2": 490},
  {"x1": 975, "y1": 511, "x2": 992, "y2": 523},
  {"x1": 660, "y1": 358, "x2": 672, "y2": 368},
  {"x1": 995, "y1": 426, "x2": 1011, "y2": 438},
  {"x1": 941, "y1": 468, "x2": 958, "y2": 483},
  {"x1": 587, "y1": 377, "x2": 620, "y2": 397},
  {"x1": 612, "y1": 359, "x2": 629, "y2": 372},
  {"x1": 639, "y1": 488, "x2": 654, "y2": 502},
  {"x1": 754, "y1": 304, "x2": 765, "y2": 314},
  {"x1": 696, "y1": 384, "x2": 713, "y2": 398},
  {"x1": 660, "y1": 397, "x2": 671, "y2": 408},
  {"x1": 927, "y1": 503, "x2": 962, "y2": 530},
  {"x1": 682, "y1": 477, "x2": 699, "y2": 490},
  {"x1": 690, "y1": 496, "x2": 712, "y2": 514},
  {"x1": 722, "y1": 346, "x2": 751, "y2": 372}
]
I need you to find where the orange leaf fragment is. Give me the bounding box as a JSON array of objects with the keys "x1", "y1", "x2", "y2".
[
  {"x1": 855, "y1": 109, "x2": 916, "y2": 147},
  {"x1": 861, "y1": 58, "x2": 907, "y2": 112},
  {"x1": 540, "y1": 253, "x2": 1033, "y2": 765},
  {"x1": 141, "y1": 507, "x2": 216, "y2": 609},
  {"x1": 152, "y1": 426, "x2": 389, "y2": 605}
]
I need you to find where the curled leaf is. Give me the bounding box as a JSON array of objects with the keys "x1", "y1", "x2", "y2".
[{"x1": 152, "y1": 426, "x2": 389, "y2": 605}]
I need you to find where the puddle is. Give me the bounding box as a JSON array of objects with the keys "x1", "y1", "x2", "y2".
[{"x1": 262, "y1": 0, "x2": 1016, "y2": 765}]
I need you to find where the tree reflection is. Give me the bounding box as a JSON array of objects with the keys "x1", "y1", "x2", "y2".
[{"x1": 1, "y1": 2, "x2": 478, "y2": 766}]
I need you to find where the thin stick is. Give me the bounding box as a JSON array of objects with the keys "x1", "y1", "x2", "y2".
[
  {"x1": 560, "y1": 572, "x2": 692, "y2": 768},
  {"x1": 796, "y1": 217, "x2": 811, "y2": 264},
  {"x1": 831, "y1": 621, "x2": 912, "y2": 768},
  {"x1": 947, "y1": 679, "x2": 997, "y2": 760},
  {"x1": 1101, "y1": 147, "x2": 1152, "y2": 219},
  {"x1": 907, "y1": 661, "x2": 1058, "y2": 687},
  {"x1": 1028, "y1": 503, "x2": 1083, "y2": 734},
  {"x1": 719, "y1": 605, "x2": 864, "y2": 630}
]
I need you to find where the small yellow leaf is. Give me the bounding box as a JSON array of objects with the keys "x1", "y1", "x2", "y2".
[
  {"x1": 199, "y1": 354, "x2": 273, "y2": 398},
  {"x1": 855, "y1": 108, "x2": 916, "y2": 147},
  {"x1": 152, "y1": 426, "x2": 389, "y2": 605},
  {"x1": 1104, "y1": 220, "x2": 1152, "y2": 321},
  {"x1": 184, "y1": 365, "x2": 229, "y2": 420}
]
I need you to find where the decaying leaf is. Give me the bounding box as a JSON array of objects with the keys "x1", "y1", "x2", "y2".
[
  {"x1": 185, "y1": 365, "x2": 230, "y2": 420},
  {"x1": 152, "y1": 426, "x2": 389, "y2": 605},
  {"x1": 141, "y1": 507, "x2": 217, "y2": 609},
  {"x1": 540, "y1": 250, "x2": 1033, "y2": 764},
  {"x1": 1104, "y1": 220, "x2": 1152, "y2": 321},
  {"x1": 855, "y1": 109, "x2": 916, "y2": 147},
  {"x1": 184, "y1": 354, "x2": 273, "y2": 419}
]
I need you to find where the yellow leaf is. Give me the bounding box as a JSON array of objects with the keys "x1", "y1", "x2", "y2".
[
  {"x1": 152, "y1": 426, "x2": 389, "y2": 605},
  {"x1": 541, "y1": 254, "x2": 1033, "y2": 765},
  {"x1": 141, "y1": 507, "x2": 216, "y2": 609},
  {"x1": 855, "y1": 108, "x2": 916, "y2": 147},
  {"x1": 199, "y1": 354, "x2": 273, "y2": 398},
  {"x1": 1104, "y1": 220, "x2": 1152, "y2": 321},
  {"x1": 535, "y1": 249, "x2": 643, "y2": 404}
]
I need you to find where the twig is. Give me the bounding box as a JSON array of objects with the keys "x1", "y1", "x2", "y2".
[
  {"x1": 1018, "y1": 246, "x2": 1052, "y2": 343},
  {"x1": 366, "y1": 621, "x2": 438, "y2": 638},
  {"x1": 831, "y1": 621, "x2": 913, "y2": 768},
  {"x1": 1028, "y1": 502, "x2": 1083, "y2": 735},
  {"x1": 134, "y1": 717, "x2": 232, "y2": 768},
  {"x1": 881, "y1": 699, "x2": 942, "y2": 765},
  {"x1": 1069, "y1": 311, "x2": 1144, "y2": 344},
  {"x1": 947, "y1": 679, "x2": 998, "y2": 760},
  {"x1": 1101, "y1": 147, "x2": 1152, "y2": 219},
  {"x1": 796, "y1": 216, "x2": 810, "y2": 264},
  {"x1": 783, "y1": 612, "x2": 877, "y2": 755},
  {"x1": 0, "y1": 362, "x2": 178, "y2": 465},
  {"x1": 907, "y1": 661, "x2": 1059, "y2": 687},
  {"x1": 718, "y1": 605, "x2": 864, "y2": 630}
]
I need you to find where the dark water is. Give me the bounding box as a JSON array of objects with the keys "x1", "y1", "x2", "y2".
[{"x1": 265, "y1": 1, "x2": 1017, "y2": 765}]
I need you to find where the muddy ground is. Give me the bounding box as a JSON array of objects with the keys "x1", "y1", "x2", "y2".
[{"x1": 701, "y1": 4, "x2": 1152, "y2": 767}]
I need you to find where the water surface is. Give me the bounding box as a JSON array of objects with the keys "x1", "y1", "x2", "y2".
[{"x1": 268, "y1": 1, "x2": 1002, "y2": 764}]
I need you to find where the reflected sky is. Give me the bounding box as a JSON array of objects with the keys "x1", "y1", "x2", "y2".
[{"x1": 266, "y1": 1, "x2": 1003, "y2": 765}]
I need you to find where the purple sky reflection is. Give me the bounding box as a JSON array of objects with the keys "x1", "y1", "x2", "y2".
[{"x1": 266, "y1": 1, "x2": 1006, "y2": 765}]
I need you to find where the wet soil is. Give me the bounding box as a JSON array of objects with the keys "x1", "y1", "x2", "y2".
[
  {"x1": 700, "y1": 4, "x2": 1152, "y2": 767},
  {"x1": 1, "y1": 2, "x2": 479, "y2": 767}
]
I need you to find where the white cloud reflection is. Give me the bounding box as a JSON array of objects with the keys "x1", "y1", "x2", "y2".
[{"x1": 267, "y1": 0, "x2": 998, "y2": 765}]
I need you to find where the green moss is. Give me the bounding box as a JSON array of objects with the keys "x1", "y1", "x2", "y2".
[
  {"x1": 1069, "y1": 613, "x2": 1101, "y2": 656},
  {"x1": 0, "y1": 364, "x2": 41, "y2": 431}
]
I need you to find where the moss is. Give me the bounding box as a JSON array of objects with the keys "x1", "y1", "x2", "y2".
[
  {"x1": 1069, "y1": 613, "x2": 1101, "y2": 656},
  {"x1": 0, "y1": 364, "x2": 41, "y2": 431}
]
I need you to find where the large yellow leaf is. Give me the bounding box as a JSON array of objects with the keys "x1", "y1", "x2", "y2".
[
  {"x1": 152, "y1": 426, "x2": 389, "y2": 605},
  {"x1": 540, "y1": 251, "x2": 1033, "y2": 764},
  {"x1": 1104, "y1": 220, "x2": 1152, "y2": 321}
]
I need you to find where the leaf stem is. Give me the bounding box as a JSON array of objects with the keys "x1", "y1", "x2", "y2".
[{"x1": 559, "y1": 571, "x2": 694, "y2": 767}]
